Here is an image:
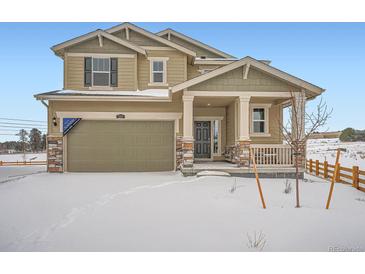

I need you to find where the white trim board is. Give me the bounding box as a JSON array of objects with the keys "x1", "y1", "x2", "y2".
[
  {"x1": 65, "y1": 53, "x2": 136, "y2": 58},
  {"x1": 51, "y1": 29, "x2": 146, "y2": 56},
  {"x1": 56, "y1": 112, "x2": 182, "y2": 134}
]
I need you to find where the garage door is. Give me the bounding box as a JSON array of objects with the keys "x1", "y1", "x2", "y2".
[{"x1": 67, "y1": 120, "x2": 174, "y2": 172}]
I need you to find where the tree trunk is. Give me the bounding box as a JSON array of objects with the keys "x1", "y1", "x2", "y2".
[{"x1": 295, "y1": 154, "x2": 300, "y2": 208}]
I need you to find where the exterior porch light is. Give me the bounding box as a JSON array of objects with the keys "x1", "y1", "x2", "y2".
[
  {"x1": 207, "y1": 103, "x2": 211, "y2": 106},
  {"x1": 52, "y1": 116, "x2": 57, "y2": 127}
]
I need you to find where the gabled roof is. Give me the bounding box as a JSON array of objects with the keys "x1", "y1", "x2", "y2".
[
  {"x1": 51, "y1": 29, "x2": 147, "y2": 56},
  {"x1": 105, "y1": 23, "x2": 197, "y2": 57},
  {"x1": 156, "y1": 28, "x2": 236, "y2": 59},
  {"x1": 171, "y1": 56, "x2": 325, "y2": 96}
]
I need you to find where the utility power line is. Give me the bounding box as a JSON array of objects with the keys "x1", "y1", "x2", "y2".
[
  {"x1": 0, "y1": 118, "x2": 46, "y2": 123},
  {"x1": 0, "y1": 125, "x2": 47, "y2": 129},
  {"x1": 0, "y1": 122, "x2": 46, "y2": 127}
]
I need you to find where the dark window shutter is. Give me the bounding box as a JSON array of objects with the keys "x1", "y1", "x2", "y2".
[
  {"x1": 84, "y1": 57, "x2": 92, "y2": 87},
  {"x1": 110, "y1": 58, "x2": 118, "y2": 87}
]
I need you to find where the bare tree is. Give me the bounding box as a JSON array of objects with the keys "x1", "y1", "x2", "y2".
[{"x1": 279, "y1": 90, "x2": 332, "y2": 208}]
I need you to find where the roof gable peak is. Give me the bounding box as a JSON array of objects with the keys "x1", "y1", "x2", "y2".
[
  {"x1": 105, "y1": 23, "x2": 197, "y2": 57},
  {"x1": 156, "y1": 28, "x2": 235, "y2": 59}
]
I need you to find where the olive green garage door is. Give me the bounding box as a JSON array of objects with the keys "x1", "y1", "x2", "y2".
[{"x1": 67, "y1": 120, "x2": 174, "y2": 172}]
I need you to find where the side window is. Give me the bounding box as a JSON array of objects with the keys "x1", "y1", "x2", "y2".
[{"x1": 252, "y1": 108, "x2": 266, "y2": 133}]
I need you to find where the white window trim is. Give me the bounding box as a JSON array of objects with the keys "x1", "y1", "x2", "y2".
[
  {"x1": 148, "y1": 57, "x2": 169, "y2": 86},
  {"x1": 91, "y1": 57, "x2": 111, "y2": 88},
  {"x1": 250, "y1": 104, "x2": 271, "y2": 137}
]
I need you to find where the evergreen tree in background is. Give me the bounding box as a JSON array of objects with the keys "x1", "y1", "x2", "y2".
[
  {"x1": 41, "y1": 134, "x2": 47, "y2": 151},
  {"x1": 16, "y1": 129, "x2": 28, "y2": 159},
  {"x1": 29, "y1": 128, "x2": 42, "y2": 152}
]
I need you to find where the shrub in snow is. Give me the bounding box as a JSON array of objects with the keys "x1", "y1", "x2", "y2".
[
  {"x1": 246, "y1": 231, "x2": 266, "y2": 251},
  {"x1": 355, "y1": 197, "x2": 365, "y2": 203},
  {"x1": 283, "y1": 180, "x2": 292, "y2": 194},
  {"x1": 229, "y1": 178, "x2": 237, "y2": 193}
]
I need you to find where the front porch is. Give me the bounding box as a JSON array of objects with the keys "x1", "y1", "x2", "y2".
[
  {"x1": 178, "y1": 90, "x2": 306, "y2": 176},
  {"x1": 181, "y1": 144, "x2": 300, "y2": 177}
]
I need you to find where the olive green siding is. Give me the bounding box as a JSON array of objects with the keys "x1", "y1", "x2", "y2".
[
  {"x1": 168, "y1": 34, "x2": 222, "y2": 58},
  {"x1": 65, "y1": 37, "x2": 135, "y2": 54},
  {"x1": 187, "y1": 64, "x2": 221, "y2": 80},
  {"x1": 226, "y1": 101, "x2": 236, "y2": 146},
  {"x1": 110, "y1": 29, "x2": 165, "y2": 46},
  {"x1": 188, "y1": 66, "x2": 299, "y2": 92},
  {"x1": 47, "y1": 93, "x2": 183, "y2": 134},
  {"x1": 67, "y1": 120, "x2": 174, "y2": 172},
  {"x1": 137, "y1": 50, "x2": 187, "y2": 90},
  {"x1": 64, "y1": 55, "x2": 137, "y2": 90}
]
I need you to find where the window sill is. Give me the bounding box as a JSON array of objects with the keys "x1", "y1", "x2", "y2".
[
  {"x1": 88, "y1": 86, "x2": 114, "y2": 91},
  {"x1": 148, "y1": 83, "x2": 169, "y2": 87},
  {"x1": 250, "y1": 133, "x2": 272, "y2": 137}
]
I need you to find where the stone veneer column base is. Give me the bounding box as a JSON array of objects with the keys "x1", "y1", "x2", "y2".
[
  {"x1": 47, "y1": 135, "x2": 63, "y2": 173},
  {"x1": 176, "y1": 136, "x2": 183, "y2": 170},
  {"x1": 182, "y1": 138, "x2": 194, "y2": 168},
  {"x1": 236, "y1": 140, "x2": 251, "y2": 167}
]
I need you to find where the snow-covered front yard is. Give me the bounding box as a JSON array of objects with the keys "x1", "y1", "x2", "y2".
[
  {"x1": 0, "y1": 152, "x2": 46, "y2": 162},
  {"x1": 307, "y1": 138, "x2": 365, "y2": 169},
  {"x1": 1, "y1": 169, "x2": 365, "y2": 251}
]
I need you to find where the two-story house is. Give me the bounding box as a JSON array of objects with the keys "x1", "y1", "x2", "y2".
[{"x1": 35, "y1": 22, "x2": 325, "y2": 175}]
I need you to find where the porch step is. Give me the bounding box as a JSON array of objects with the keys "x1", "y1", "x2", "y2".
[{"x1": 196, "y1": 170, "x2": 231, "y2": 177}]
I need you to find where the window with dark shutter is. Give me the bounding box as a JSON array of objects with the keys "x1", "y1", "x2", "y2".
[
  {"x1": 110, "y1": 58, "x2": 118, "y2": 87},
  {"x1": 84, "y1": 57, "x2": 92, "y2": 87}
]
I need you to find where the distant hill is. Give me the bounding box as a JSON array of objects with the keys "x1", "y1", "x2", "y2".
[
  {"x1": 339, "y1": 128, "x2": 365, "y2": 142},
  {"x1": 309, "y1": 131, "x2": 342, "y2": 139}
]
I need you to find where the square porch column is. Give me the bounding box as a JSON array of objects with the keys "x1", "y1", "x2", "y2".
[
  {"x1": 236, "y1": 96, "x2": 251, "y2": 167},
  {"x1": 291, "y1": 90, "x2": 306, "y2": 168},
  {"x1": 182, "y1": 95, "x2": 194, "y2": 167}
]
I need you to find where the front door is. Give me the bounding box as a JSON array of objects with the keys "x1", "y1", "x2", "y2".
[{"x1": 194, "y1": 121, "x2": 211, "y2": 159}]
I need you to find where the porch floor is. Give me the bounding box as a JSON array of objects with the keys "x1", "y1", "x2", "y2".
[{"x1": 181, "y1": 161, "x2": 300, "y2": 178}]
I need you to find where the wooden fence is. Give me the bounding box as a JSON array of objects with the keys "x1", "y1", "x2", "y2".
[
  {"x1": 306, "y1": 159, "x2": 365, "y2": 192},
  {"x1": 0, "y1": 160, "x2": 46, "y2": 166}
]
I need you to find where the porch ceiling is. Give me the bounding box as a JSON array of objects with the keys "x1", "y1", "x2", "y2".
[{"x1": 193, "y1": 96, "x2": 236, "y2": 107}]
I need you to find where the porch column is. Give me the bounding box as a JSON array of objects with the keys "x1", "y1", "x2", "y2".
[
  {"x1": 236, "y1": 96, "x2": 251, "y2": 167},
  {"x1": 291, "y1": 90, "x2": 306, "y2": 168},
  {"x1": 182, "y1": 95, "x2": 194, "y2": 167}
]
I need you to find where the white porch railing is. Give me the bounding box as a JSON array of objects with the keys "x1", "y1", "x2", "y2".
[{"x1": 251, "y1": 144, "x2": 294, "y2": 167}]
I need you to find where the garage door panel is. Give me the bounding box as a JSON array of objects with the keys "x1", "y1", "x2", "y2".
[{"x1": 67, "y1": 120, "x2": 174, "y2": 172}]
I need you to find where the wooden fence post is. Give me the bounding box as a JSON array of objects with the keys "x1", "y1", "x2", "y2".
[
  {"x1": 315, "y1": 160, "x2": 320, "y2": 176},
  {"x1": 324, "y1": 161, "x2": 328, "y2": 179},
  {"x1": 335, "y1": 163, "x2": 341, "y2": 182},
  {"x1": 352, "y1": 166, "x2": 359, "y2": 189},
  {"x1": 309, "y1": 159, "x2": 313, "y2": 173}
]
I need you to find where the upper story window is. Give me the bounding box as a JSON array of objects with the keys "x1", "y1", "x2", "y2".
[
  {"x1": 84, "y1": 57, "x2": 118, "y2": 88},
  {"x1": 148, "y1": 57, "x2": 169, "y2": 86},
  {"x1": 250, "y1": 104, "x2": 271, "y2": 136}
]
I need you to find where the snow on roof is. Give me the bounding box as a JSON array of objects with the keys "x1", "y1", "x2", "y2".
[{"x1": 37, "y1": 89, "x2": 170, "y2": 98}]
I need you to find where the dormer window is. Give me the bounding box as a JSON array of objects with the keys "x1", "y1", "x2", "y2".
[
  {"x1": 148, "y1": 57, "x2": 169, "y2": 86},
  {"x1": 84, "y1": 57, "x2": 118, "y2": 88}
]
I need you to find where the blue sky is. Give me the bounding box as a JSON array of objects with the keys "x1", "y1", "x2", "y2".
[{"x1": 0, "y1": 22, "x2": 364, "y2": 141}]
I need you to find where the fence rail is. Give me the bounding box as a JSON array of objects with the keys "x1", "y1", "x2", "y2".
[
  {"x1": 0, "y1": 160, "x2": 46, "y2": 166},
  {"x1": 306, "y1": 159, "x2": 365, "y2": 192},
  {"x1": 251, "y1": 144, "x2": 293, "y2": 167}
]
